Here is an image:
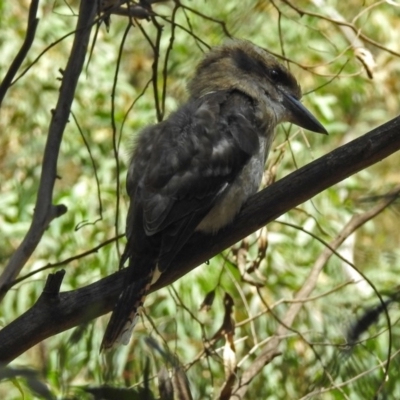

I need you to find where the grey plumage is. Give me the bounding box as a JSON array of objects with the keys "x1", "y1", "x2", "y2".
[{"x1": 100, "y1": 40, "x2": 327, "y2": 351}]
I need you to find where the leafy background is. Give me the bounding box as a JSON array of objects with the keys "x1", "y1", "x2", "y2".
[{"x1": 1, "y1": 0, "x2": 400, "y2": 399}]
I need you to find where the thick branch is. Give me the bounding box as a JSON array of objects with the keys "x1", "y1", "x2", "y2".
[
  {"x1": 0, "y1": 115, "x2": 399, "y2": 364},
  {"x1": 0, "y1": 1, "x2": 97, "y2": 300}
]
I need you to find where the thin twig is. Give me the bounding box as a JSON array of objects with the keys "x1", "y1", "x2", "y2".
[{"x1": 111, "y1": 21, "x2": 134, "y2": 259}]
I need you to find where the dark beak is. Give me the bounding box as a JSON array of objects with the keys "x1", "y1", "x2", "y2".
[{"x1": 283, "y1": 93, "x2": 328, "y2": 134}]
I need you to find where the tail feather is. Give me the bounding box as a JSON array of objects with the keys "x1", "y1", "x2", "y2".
[{"x1": 100, "y1": 271, "x2": 154, "y2": 351}]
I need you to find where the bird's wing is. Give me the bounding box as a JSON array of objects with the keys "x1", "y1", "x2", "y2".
[{"x1": 128, "y1": 90, "x2": 262, "y2": 269}]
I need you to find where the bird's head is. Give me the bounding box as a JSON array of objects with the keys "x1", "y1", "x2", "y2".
[{"x1": 188, "y1": 40, "x2": 327, "y2": 134}]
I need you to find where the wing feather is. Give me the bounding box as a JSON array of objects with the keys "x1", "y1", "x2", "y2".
[{"x1": 126, "y1": 90, "x2": 262, "y2": 269}]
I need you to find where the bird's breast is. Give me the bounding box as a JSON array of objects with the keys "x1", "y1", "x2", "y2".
[{"x1": 196, "y1": 135, "x2": 270, "y2": 233}]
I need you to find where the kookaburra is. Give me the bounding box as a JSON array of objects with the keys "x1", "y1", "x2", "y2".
[{"x1": 100, "y1": 39, "x2": 327, "y2": 350}]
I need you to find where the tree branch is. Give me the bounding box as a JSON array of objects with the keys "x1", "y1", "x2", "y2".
[
  {"x1": 0, "y1": 1, "x2": 97, "y2": 301},
  {"x1": 0, "y1": 115, "x2": 399, "y2": 364}
]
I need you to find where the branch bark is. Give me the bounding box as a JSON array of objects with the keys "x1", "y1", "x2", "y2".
[
  {"x1": 0, "y1": 1, "x2": 97, "y2": 300},
  {"x1": 0, "y1": 115, "x2": 399, "y2": 364}
]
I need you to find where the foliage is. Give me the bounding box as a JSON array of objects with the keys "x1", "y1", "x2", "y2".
[{"x1": 1, "y1": 0, "x2": 400, "y2": 399}]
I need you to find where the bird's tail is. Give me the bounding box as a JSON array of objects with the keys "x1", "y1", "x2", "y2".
[{"x1": 100, "y1": 264, "x2": 157, "y2": 351}]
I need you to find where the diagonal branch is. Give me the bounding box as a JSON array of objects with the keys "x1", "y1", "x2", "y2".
[
  {"x1": 0, "y1": 115, "x2": 399, "y2": 364},
  {"x1": 0, "y1": 1, "x2": 97, "y2": 301}
]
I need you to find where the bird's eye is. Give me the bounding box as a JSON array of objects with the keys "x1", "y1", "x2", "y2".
[{"x1": 270, "y1": 68, "x2": 283, "y2": 82}]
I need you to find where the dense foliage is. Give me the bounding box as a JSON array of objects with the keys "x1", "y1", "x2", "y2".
[{"x1": 1, "y1": 1, "x2": 400, "y2": 399}]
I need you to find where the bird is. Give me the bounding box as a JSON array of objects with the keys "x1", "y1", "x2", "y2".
[{"x1": 100, "y1": 39, "x2": 327, "y2": 351}]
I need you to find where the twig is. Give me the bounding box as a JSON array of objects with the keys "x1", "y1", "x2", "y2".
[
  {"x1": 111, "y1": 21, "x2": 133, "y2": 258},
  {"x1": 282, "y1": 0, "x2": 400, "y2": 58}
]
